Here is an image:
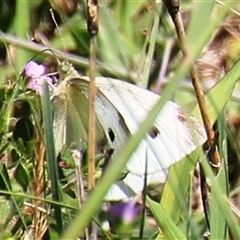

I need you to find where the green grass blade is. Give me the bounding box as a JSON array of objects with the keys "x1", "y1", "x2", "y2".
[
  {"x1": 200, "y1": 154, "x2": 240, "y2": 239},
  {"x1": 146, "y1": 196, "x2": 186, "y2": 240},
  {"x1": 158, "y1": 4, "x2": 236, "y2": 234},
  {"x1": 42, "y1": 84, "x2": 63, "y2": 235},
  {"x1": 137, "y1": 3, "x2": 161, "y2": 88},
  {"x1": 186, "y1": 1, "x2": 231, "y2": 60},
  {"x1": 160, "y1": 149, "x2": 200, "y2": 223},
  {"x1": 186, "y1": 1, "x2": 214, "y2": 50},
  {"x1": 210, "y1": 113, "x2": 228, "y2": 240},
  {"x1": 14, "y1": 1, "x2": 32, "y2": 71},
  {"x1": 210, "y1": 171, "x2": 228, "y2": 239},
  {"x1": 193, "y1": 58, "x2": 240, "y2": 123}
]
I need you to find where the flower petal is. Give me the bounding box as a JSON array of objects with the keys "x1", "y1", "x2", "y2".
[
  {"x1": 24, "y1": 61, "x2": 46, "y2": 77},
  {"x1": 109, "y1": 201, "x2": 141, "y2": 224},
  {"x1": 27, "y1": 76, "x2": 53, "y2": 95}
]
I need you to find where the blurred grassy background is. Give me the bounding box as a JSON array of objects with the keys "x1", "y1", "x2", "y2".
[{"x1": 0, "y1": 0, "x2": 240, "y2": 239}]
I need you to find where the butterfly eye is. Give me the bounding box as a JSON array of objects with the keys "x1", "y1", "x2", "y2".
[{"x1": 108, "y1": 128, "x2": 115, "y2": 142}]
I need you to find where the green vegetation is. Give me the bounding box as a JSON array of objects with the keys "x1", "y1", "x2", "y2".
[{"x1": 0, "y1": 1, "x2": 240, "y2": 239}]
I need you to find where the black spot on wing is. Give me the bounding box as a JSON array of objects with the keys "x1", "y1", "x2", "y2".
[
  {"x1": 148, "y1": 126, "x2": 160, "y2": 139},
  {"x1": 108, "y1": 127, "x2": 115, "y2": 142}
]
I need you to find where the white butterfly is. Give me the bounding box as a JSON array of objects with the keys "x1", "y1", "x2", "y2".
[{"x1": 52, "y1": 63, "x2": 207, "y2": 200}]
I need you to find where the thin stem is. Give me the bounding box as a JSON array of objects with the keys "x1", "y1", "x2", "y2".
[
  {"x1": 87, "y1": 0, "x2": 98, "y2": 191},
  {"x1": 0, "y1": 32, "x2": 135, "y2": 80},
  {"x1": 87, "y1": 1, "x2": 98, "y2": 239},
  {"x1": 163, "y1": 0, "x2": 221, "y2": 169},
  {"x1": 88, "y1": 35, "x2": 97, "y2": 190}
]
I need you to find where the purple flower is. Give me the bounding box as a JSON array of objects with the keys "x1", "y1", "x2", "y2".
[
  {"x1": 109, "y1": 201, "x2": 141, "y2": 224},
  {"x1": 24, "y1": 61, "x2": 54, "y2": 95}
]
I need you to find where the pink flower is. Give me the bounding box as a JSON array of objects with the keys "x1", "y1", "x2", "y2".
[{"x1": 24, "y1": 61, "x2": 54, "y2": 95}]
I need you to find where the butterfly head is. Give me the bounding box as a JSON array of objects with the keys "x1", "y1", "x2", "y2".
[{"x1": 57, "y1": 61, "x2": 82, "y2": 83}]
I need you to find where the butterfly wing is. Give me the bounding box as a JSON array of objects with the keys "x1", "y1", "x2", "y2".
[
  {"x1": 95, "y1": 77, "x2": 206, "y2": 169},
  {"x1": 92, "y1": 77, "x2": 206, "y2": 199},
  {"x1": 71, "y1": 76, "x2": 206, "y2": 200},
  {"x1": 52, "y1": 81, "x2": 68, "y2": 155},
  {"x1": 52, "y1": 70, "x2": 207, "y2": 200},
  {"x1": 52, "y1": 78, "x2": 107, "y2": 156}
]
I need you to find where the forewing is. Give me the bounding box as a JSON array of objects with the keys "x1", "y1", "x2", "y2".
[
  {"x1": 95, "y1": 77, "x2": 206, "y2": 172},
  {"x1": 94, "y1": 77, "x2": 207, "y2": 199}
]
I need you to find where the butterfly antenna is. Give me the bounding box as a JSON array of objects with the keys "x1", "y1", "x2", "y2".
[
  {"x1": 87, "y1": 0, "x2": 98, "y2": 191},
  {"x1": 50, "y1": 8, "x2": 67, "y2": 64}
]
